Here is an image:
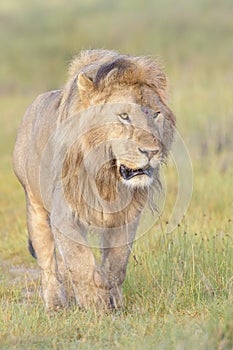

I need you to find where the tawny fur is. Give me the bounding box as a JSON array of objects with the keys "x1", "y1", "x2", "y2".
[{"x1": 13, "y1": 49, "x2": 175, "y2": 310}]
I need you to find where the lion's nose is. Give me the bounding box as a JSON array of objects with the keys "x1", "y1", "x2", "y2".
[{"x1": 138, "y1": 147, "x2": 160, "y2": 160}]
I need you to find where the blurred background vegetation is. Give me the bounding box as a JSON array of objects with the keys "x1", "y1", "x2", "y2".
[
  {"x1": 1, "y1": 0, "x2": 232, "y2": 91},
  {"x1": 0, "y1": 0, "x2": 232, "y2": 143},
  {"x1": 0, "y1": 0, "x2": 232, "y2": 349}
]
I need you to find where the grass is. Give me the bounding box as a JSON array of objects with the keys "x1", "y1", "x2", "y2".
[{"x1": 0, "y1": 0, "x2": 233, "y2": 349}]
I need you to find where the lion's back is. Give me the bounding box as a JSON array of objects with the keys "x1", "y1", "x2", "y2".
[{"x1": 13, "y1": 90, "x2": 62, "y2": 191}]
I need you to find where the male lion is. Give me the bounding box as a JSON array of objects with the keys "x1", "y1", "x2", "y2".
[{"x1": 13, "y1": 49, "x2": 175, "y2": 310}]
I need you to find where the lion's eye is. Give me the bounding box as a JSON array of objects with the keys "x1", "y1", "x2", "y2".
[
  {"x1": 118, "y1": 113, "x2": 130, "y2": 123},
  {"x1": 119, "y1": 113, "x2": 129, "y2": 120},
  {"x1": 154, "y1": 111, "x2": 161, "y2": 119}
]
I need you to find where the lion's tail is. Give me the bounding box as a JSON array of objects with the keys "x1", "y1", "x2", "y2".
[{"x1": 28, "y1": 239, "x2": 37, "y2": 259}]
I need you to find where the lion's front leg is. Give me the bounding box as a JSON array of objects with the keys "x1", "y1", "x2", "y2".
[
  {"x1": 100, "y1": 245, "x2": 133, "y2": 308},
  {"x1": 51, "y1": 222, "x2": 113, "y2": 309},
  {"x1": 100, "y1": 224, "x2": 138, "y2": 308}
]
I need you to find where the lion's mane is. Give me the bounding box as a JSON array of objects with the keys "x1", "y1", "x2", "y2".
[{"x1": 57, "y1": 50, "x2": 175, "y2": 229}]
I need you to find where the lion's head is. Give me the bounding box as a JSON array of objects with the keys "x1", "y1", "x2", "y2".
[
  {"x1": 70, "y1": 102, "x2": 173, "y2": 189},
  {"x1": 59, "y1": 50, "x2": 175, "y2": 226}
]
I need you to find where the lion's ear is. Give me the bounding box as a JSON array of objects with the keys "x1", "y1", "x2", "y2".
[
  {"x1": 77, "y1": 72, "x2": 94, "y2": 93},
  {"x1": 77, "y1": 72, "x2": 95, "y2": 106}
]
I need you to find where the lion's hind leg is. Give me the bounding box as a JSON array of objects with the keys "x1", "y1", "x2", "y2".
[{"x1": 26, "y1": 190, "x2": 66, "y2": 310}]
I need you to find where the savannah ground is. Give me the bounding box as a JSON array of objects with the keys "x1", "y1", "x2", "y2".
[{"x1": 0, "y1": 0, "x2": 233, "y2": 349}]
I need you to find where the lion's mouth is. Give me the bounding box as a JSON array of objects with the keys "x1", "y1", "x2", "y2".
[{"x1": 119, "y1": 164, "x2": 153, "y2": 180}]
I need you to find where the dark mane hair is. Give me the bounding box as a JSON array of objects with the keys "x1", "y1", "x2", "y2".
[{"x1": 94, "y1": 58, "x2": 133, "y2": 87}]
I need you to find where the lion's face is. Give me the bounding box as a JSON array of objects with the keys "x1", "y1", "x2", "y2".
[
  {"x1": 107, "y1": 103, "x2": 164, "y2": 188},
  {"x1": 80, "y1": 97, "x2": 172, "y2": 190}
]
